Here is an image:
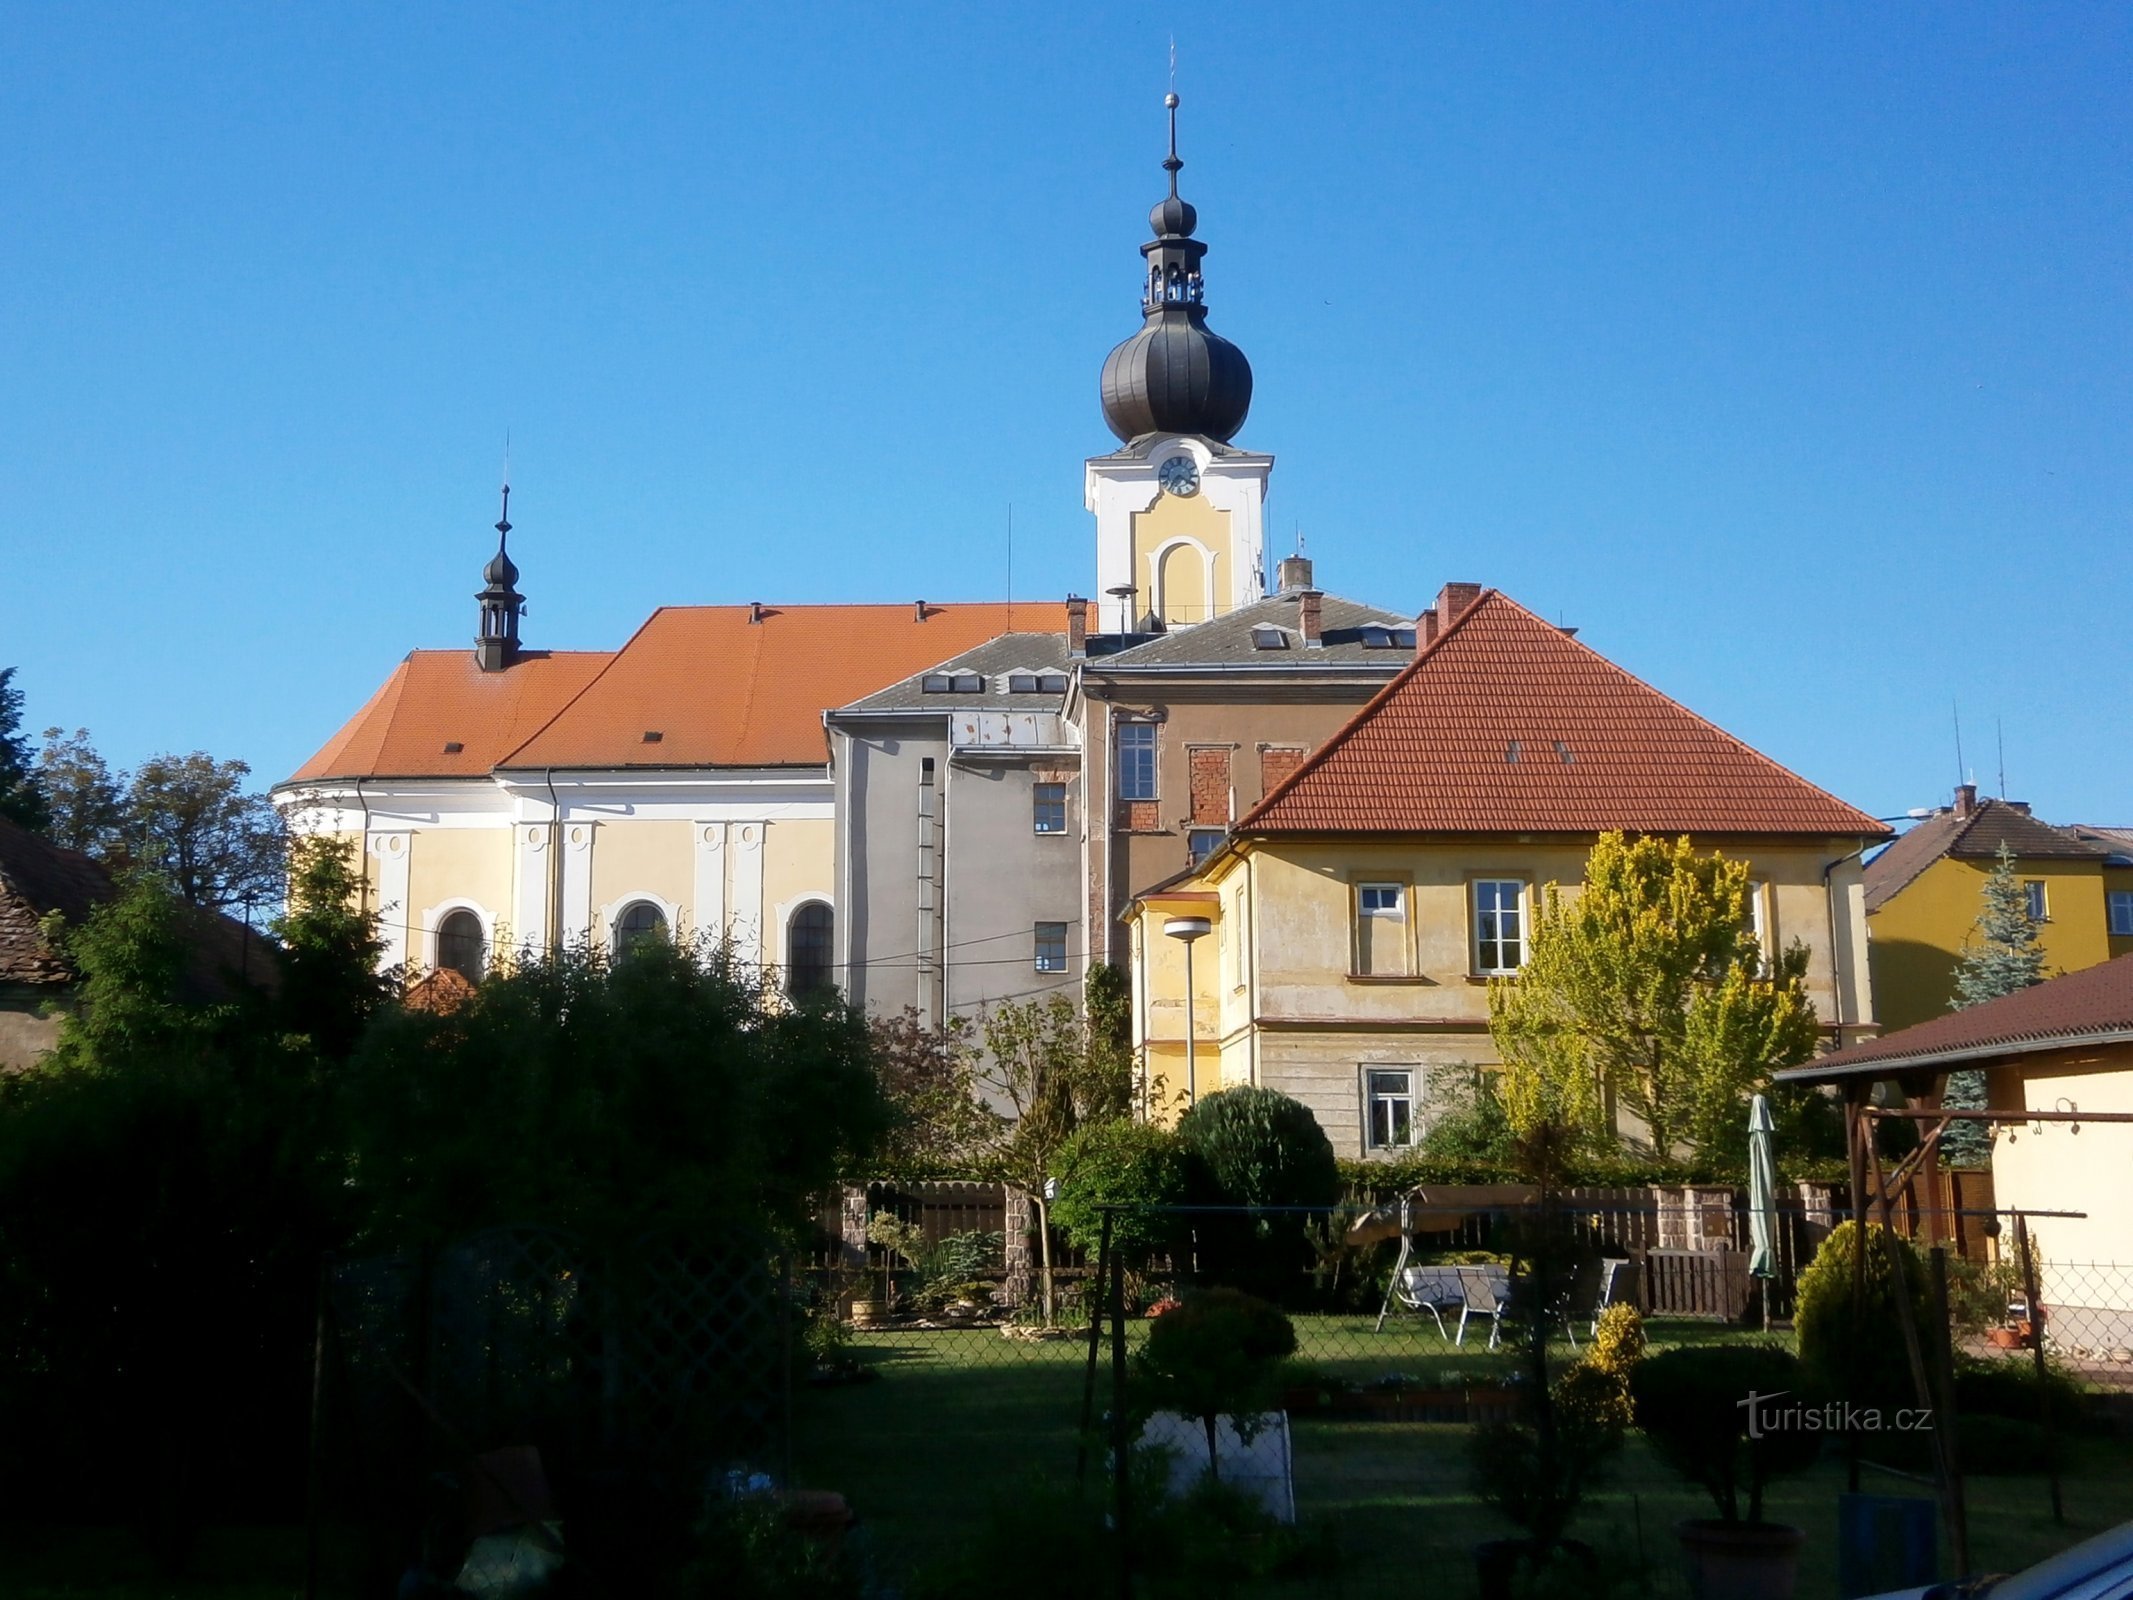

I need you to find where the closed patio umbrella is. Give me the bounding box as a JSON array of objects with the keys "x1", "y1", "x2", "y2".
[{"x1": 1748, "y1": 1093, "x2": 1778, "y2": 1327}]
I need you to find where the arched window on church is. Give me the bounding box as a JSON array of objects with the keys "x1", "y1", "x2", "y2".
[
  {"x1": 435, "y1": 909, "x2": 485, "y2": 984},
  {"x1": 613, "y1": 900, "x2": 668, "y2": 962},
  {"x1": 786, "y1": 902, "x2": 834, "y2": 999}
]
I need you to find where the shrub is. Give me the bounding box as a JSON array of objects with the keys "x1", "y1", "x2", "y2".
[
  {"x1": 1551, "y1": 1304, "x2": 1646, "y2": 1434},
  {"x1": 1586, "y1": 1303, "x2": 1647, "y2": 1379},
  {"x1": 1794, "y1": 1221, "x2": 1933, "y2": 1420},
  {"x1": 1954, "y1": 1355, "x2": 2090, "y2": 1429},
  {"x1": 1176, "y1": 1087, "x2": 1340, "y2": 1211},
  {"x1": 1049, "y1": 1118, "x2": 1198, "y2": 1266},
  {"x1": 1630, "y1": 1345, "x2": 1821, "y2": 1526}
]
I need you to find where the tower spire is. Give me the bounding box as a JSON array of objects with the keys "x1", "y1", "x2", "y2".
[
  {"x1": 1097, "y1": 91, "x2": 1253, "y2": 444},
  {"x1": 474, "y1": 475, "x2": 524, "y2": 672}
]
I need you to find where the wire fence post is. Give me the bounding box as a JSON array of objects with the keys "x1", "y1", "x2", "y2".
[
  {"x1": 2012, "y1": 1212, "x2": 2063, "y2": 1524},
  {"x1": 303, "y1": 1256, "x2": 329, "y2": 1600},
  {"x1": 1108, "y1": 1207, "x2": 1132, "y2": 1600},
  {"x1": 1077, "y1": 1209, "x2": 1114, "y2": 1494},
  {"x1": 1928, "y1": 1244, "x2": 1970, "y2": 1575}
]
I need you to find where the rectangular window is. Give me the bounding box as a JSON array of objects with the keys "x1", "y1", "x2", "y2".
[
  {"x1": 2109, "y1": 890, "x2": 2133, "y2": 937},
  {"x1": 1474, "y1": 879, "x2": 1527, "y2": 973},
  {"x1": 1365, "y1": 1068, "x2": 1416, "y2": 1151},
  {"x1": 1035, "y1": 921, "x2": 1068, "y2": 973},
  {"x1": 1188, "y1": 828, "x2": 1224, "y2": 865},
  {"x1": 1033, "y1": 782, "x2": 1066, "y2": 834},
  {"x1": 1116, "y1": 721, "x2": 1157, "y2": 801},
  {"x1": 1355, "y1": 882, "x2": 1408, "y2": 976},
  {"x1": 2024, "y1": 880, "x2": 2048, "y2": 922},
  {"x1": 1743, "y1": 881, "x2": 1769, "y2": 972}
]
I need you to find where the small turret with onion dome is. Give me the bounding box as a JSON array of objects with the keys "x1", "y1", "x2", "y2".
[
  {"x1": 1098, "y1": 93, "x2": 1254, "y2": 445},
  {"x1": 474, "y1": 482, "x2": 525, "y2": 672}
]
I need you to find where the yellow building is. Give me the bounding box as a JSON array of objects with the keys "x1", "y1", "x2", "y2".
[
  {"x1": 1863, "y1": 786, "x2": 2133, "y2": 1033},
  {"x1": 1125, "y1": 583, "x2": 1889, "y2": 1157}
]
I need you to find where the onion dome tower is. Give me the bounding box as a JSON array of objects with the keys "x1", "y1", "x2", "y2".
[
  {"x1": 474, "y1": 482, "x2": 524, "y2": 673},
  {"x1": 1098, "y1": 93, "x2": 1253, "y2": 444}
]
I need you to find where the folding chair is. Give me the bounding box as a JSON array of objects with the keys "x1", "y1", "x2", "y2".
[{"x1": 1455, "y1": 1265, "x2": 1511, "y2": 1350}]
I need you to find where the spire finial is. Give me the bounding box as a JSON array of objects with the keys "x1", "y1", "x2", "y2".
[
  {"x1": 1164, "y1": 88, "x2": 1182, "y2": 195},
  {"x1": 496, "y1": 482, "x2": 512, "y2": 548}
]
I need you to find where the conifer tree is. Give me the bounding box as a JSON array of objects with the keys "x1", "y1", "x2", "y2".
[
  {"x1": 1942, "y1": 843, "x2": 2049, "y2": 1165},
  {"x1": 0, "y1": 668, "x2": 47, "y2": 831}
]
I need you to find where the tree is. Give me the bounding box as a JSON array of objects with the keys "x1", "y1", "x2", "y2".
[
  {"x1": 125, "y1": 751, "x2": 286, "y2": 912},
  {"x1": 0, "y1": 668, "x2": 48, "y2": 831},
  {"x1": 976, "y1": 992, "x2": 1129, "y2": 1322},
  {"x1": 1942, "y1": 843, "x2": 2049, "y2": 1165},
  {"x1": 35, "y1": 728, "x2": 123, "y2": 856},
  {"x1": 272, "y1": 835, "x2": 396, "y2": 1063},
  {"x1": 34, "y1": 731, "x2": 284, "y2": 912},
  {"x1": 1489, "y1": 833, "x2": 1821, "y2": 1164},
  {"x1": 864, "y1": 1009, "x2": 1002, "y2": 1179}
]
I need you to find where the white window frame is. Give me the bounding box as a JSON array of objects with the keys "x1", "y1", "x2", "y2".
[
  {"x1": 2024, "y1": 880, "x2": 2049, "y2": 922},
  {"x1": 611, "y1": 897, "x2": 671, "y2": 958},
  {"x1": 1116, "y1": 721, "x2": 1158, "y2": 801},
  {"x1": 1034, "y1": 921, "x2": 1069, "y2": 973},
  {"x1": 2108, "y1": 889, "x2": 2133, "y2": 937},
  {"x1": 1473, "y1": 879, "x2": 1528, "y2": 975},
  {"x1": 1359, "y1": 883, "x2": 1405, "y2": 919},
  {"x1": 1364, "y1": 1067, "x2": 1417, "y2": 1151}
]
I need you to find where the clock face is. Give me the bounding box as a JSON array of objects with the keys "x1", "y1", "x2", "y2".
[{"x1": 1157, "y1": 455, "x2": 1200, "y2": 497}]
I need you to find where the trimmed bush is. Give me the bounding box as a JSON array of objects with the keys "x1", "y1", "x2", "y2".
[
  {"x1": 1135, "y1": 1288, "x2": 1298, "y2": 1481},
  {"x1": 1793, "y1": 1221, "x2": 1933, "y2": 1421},
  {"x1": 1049, "y1": 1118, "x2": 1197, "y2": 1267},
  {"x1": 1176, "y1": 1087, "x2": 1339, "y2": 1211},
  {"x1": 1631, "y1": 1344, "x2": 1821, "y2": 1526}
]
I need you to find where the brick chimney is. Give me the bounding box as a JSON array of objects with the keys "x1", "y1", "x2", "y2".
[
  {"x1": 1065, "y1": 595, "x2": 1089, "y2": 659},
  {"x1": 1954, "y1": 782, "x2": 1977, "y2": 818},
  {"x1": 1276, "y1": 554, "x2": 1315, "y2": 596},
  {"x1": 1436, "y1": 581, "x2": 1483, "y2": 632},
  {"x1": 1416, "y1": 610, "x2": 1440, "y2": 654},
  {"x1": 1298, "y1": 589, "x2": 1324, "y2": 648}
]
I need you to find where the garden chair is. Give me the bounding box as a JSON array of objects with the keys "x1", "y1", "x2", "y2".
[
  {"x1": 1556, "y1": 1257, "x2": 1633, "y2": 1349},
  {"x1": 1455, "y1": 1265, "x2": 1511, "y2": 1350}
]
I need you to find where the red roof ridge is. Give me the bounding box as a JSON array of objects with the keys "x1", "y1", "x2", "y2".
[
  {"x1": 1238, "y1": 586, "x2": 1888, "y2": 838},
  {"x1": 494, "y1": 612, "x2": 656, "y2": 769},
  {"x1": 1239, "y1": 585, "x2": 1496, "y2": 825}
]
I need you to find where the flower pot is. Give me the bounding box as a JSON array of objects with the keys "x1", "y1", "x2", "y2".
[
  {"x1": 849, "y1": 1299, "x2": 884, "y2": 1329},
  {"x1": 1674, "y1": 1519, "x2": 1804, "y2": 1600},
  {"x1": 1987, "y1": 1326, "x2": 2022, "y2": 1350}
]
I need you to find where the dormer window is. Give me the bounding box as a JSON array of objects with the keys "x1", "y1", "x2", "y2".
[
  {"x1": 921, "y1": 671, "x2": 986, "y2": 694},
  {"x1": 1361, "y1": 626, "x2": 1416, "y2": 649},
  {"x1": 1250, "y1": 625, "x2": 1289, "y2": 651},
  {"x1": 1007, "y1": 672, "x2": 1067, "y2": 694}
]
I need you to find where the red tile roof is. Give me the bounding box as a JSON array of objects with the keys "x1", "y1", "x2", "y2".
[
  {"x1": 288, "y1": 650, "x2": 615, "y2": 783},
  {"x1": 1240, "y1": 589, "x2": 1887, "y2": 838},
  {"x1": 286, "y1": 602, "x2": 1064, "y2": 783},
  {"x1": 1777, "y1": 952, "x2": 2133, "y2": 1081}
]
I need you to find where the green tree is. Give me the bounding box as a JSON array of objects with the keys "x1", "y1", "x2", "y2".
[
  {"x1": 125, "y1": 751, "x2": 286, "y2": 912},
  {"x1": 0, "y1": 668, "x2": 48, "y2": 831},
  {"x1": 1489, "y1": 832, "x2": 1820, "y2": 1164},
  {"x1": 1941, "y1": 842, "x2": 2050, "y2": 1165},
  {"x1": 35, "y1": 727, "x2": 124, "y2": 856},
  {"x1": 272, "y1": 835, "x2": 396, "y2": 1063},
  {"x1": 864, "y1": 1008, "x2": 1001, "y2": 1179},
  {"x1": 976, "y1": 993, "x2": 1129, "y2": 1322}
]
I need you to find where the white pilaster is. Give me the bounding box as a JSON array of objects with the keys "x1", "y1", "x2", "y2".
[
  {"x1": 692, "y1": 821, "x2": 728, "y2": 946},
  {"x1": 368, "y1": 830, "x2": 412, "y2": 971},
  {"x1": 560, "y1": 820, "x2": 596, "y2": 950},
  {"x1": 730, "y1": 821, "x2": 765, "y2": 967},
  {"x1": 513, "y1": 823, "x2": 552, "y2": 956}
]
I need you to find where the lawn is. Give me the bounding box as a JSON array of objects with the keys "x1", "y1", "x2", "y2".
[{"x1": 790, "y1": 1314, "x2": 2133, "y2": 1598}]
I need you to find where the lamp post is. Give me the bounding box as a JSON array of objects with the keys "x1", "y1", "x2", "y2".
[{"x1": 1163, "y1": 916, "x2": 1212, "y2": 1110}]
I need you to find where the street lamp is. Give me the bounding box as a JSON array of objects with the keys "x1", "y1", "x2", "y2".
[{"x1": 1164, "y1": 916, "x2": 1212, "y2": 1110}]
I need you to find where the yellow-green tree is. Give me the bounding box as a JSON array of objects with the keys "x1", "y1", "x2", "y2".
[{"x1": 1488, "y1": 833, "x2": 1820, "y2": 1162}]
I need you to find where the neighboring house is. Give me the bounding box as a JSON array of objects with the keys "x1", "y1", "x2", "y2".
[
  {"x1": 826, "y1": 631, "x2": 1082, "y2": 1025},
  {"x1": 1864, "y1": 787, "x2": 2133, "y2": 1032},
  {"x1": 1775, "y1": 953, "x2": 2133, "y2": 1337},
  {"x1": 1074, "y1": 556, "x2": 1414, "y2": 966},
  {"x1": 275, "y1": 561, "x2": 1061, "y2": 994},
  {"x1": 1124, "y1": 583, "x2": 1889, "y2": 1157},
  {"x1": 0, "y1": 815, "x2": 265, "y2": 1069}
]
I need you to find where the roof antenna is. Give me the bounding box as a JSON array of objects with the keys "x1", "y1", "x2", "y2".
[
  {"x1": 1996, "y1": 718, "x2": 2007, "y2": 799},
  {"x1": 1005, "y1": 503, "x2": 1013, "y2": 605},
  {"x1": 1952, "y1": 700, "x2": 1965, "y2": 789}
]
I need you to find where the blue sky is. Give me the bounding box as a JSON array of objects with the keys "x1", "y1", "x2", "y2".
[{"x1": 3, "y1": 4, "x2": 2128, "y2": 824}]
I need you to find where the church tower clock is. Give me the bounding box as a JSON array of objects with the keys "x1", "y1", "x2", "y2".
[{"x1": 1086, "y1": 93, "x2": 1272, "y2": 632}]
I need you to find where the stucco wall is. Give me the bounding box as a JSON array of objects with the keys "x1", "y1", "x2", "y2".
[
  {"x1": 1988, "y1": 1045, "x2": 2133, "y2": 1276},
  {"x1": 0, "y1": 999, "x2": 63, "y2": 1072},
  {"x1": 1871, "y1": 857, "x2": 2117, "y2": 1032},
  {"x1": 763, "y1": 816, "x2": 835, "y2": 969},
  {"x1": 408, "y1": 825, "x2": 516, "y2": 962},
  {"x1": 942, "y1": 758, "x2": 1081, "y2": 1015}
]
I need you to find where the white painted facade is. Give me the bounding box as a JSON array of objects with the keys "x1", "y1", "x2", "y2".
[{"x1": 1085, "y1": 433, "x2": 1273, "y2": 630}]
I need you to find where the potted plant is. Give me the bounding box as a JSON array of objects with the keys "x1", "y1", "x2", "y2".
[
  {"x1": 1630, "y1": 1344, "x2": 1822, "y2": 1600},
  {"x1": 1133, "y1": 1287, "x2": 1297, "y2": 1484}
]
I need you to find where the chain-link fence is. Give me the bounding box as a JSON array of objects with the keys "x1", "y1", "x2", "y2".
[{"x1": 780, "y1": 1198, "x2": 2133, "y2": 1600}]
